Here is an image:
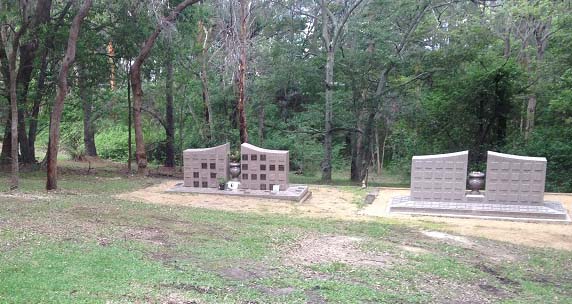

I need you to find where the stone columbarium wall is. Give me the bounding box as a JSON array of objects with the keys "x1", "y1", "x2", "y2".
[
  {"x1": 240, "y1": 143, "x2": 289, "y2": 191},
  {"x1": 485, "y1": 151, "x2": 546, "y2": 204},
  {"x1": 410, "y1": 151, "x2": 468, "y2": 202},
  {"x1": 183, "y1": 143, "x2": 230, "y2": 188}
]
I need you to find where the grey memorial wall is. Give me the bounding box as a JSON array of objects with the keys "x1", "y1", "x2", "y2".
[
  {"x1": 411, "y1": 151, "x2": 468, "y2": 203},
  {"x1": 240, "y1": 143, "x2": 289, "y2": 191},
  {"x1": 389, "y1": 150, "x2": 569, "y2": 221},
  {"x1": 485, "y1": 151, "x2": 546, "y2": 204},
  {"x1": 183, "y1": 143, "x2": 230, "y2": 188},
  {"x1": 182, "y1": 142, "x2": 289, "y2": 191}
]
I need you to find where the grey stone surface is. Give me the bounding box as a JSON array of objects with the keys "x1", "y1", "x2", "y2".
[
  {"x1": 240, "y1": 143, "x2": 289, "y2": 191},
  {"x1": 485, "y1": 151, "x2": 546, "y2": 205},
  {"x1": 389, "y1": 151, "x2": 569, "y2": 222},
  {"x1": 364, "y1": 188, "x2": 380, "y2": 205},
  {"x1": 389, "y1": 196, "x2": 570, "y2": 222},
  {"x1": 183, "y1": 143, "x2": 230, "y2": 188},
  {"x1": 411, "y1": 151, "x2": 468, "y2": 203},
  {"x1": 167, "y1": 183, "x2": 310, "y2": 202}
]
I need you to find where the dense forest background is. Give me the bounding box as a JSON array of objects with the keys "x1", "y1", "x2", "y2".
[{"x1": 0, "y1": 0, "x2": 571, "y2": 191}]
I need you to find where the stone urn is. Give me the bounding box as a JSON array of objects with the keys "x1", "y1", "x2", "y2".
[
  {"x1": 468, "y1": 171, "x2": 485, "y2": 194},
  {"x1": 229, "y1": 162, "x2": 241, "y2": 181}
]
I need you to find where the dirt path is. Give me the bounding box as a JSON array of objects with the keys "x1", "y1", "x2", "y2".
[{"x1": 117, "y1": 181, "x2": 572, "y2": 251}]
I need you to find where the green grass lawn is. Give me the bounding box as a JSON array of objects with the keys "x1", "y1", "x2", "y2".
[{"x1": 0, "y1": 162, "x2": 571, "y2": 303}]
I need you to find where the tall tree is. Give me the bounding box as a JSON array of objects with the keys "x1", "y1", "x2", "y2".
[
  {"x1": 46, "y1": 0, "x2": 93, "y2": 190},
  {"x1": 349, "y1": 0, "x2": 430, "y2": 182},
  {"x1": 197, "y1": 18, "x2": 214, "y2": 140},
  {"x1": 317, "y1": 0, "x2": 364, "y2": 181},
  {"x1": 164, "y1": 47, "x2": 175, "y2": 167},
  {"x1": 236, "y1": 0, "x2": 251, "y2": 143},
  {"x1": 130, "y1": 0, "x2": 201, "y2": 175},
  {"x1": 0, "y1": 0, "x2": 53, "y2": 165},
  {"x1": 0, "y1": 0, "x2": 30, "y2": 190},
  {"x1": 78, "y1": 64, "x2": 97, "y2": 157}
]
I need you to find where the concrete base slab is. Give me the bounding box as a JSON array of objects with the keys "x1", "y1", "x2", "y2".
[
  {"x1": 389, "y1": 196, "x2": 571, "y2": 223},
  {"x1": 167, "y1": 183, "x2": 311, "y2": 202}
]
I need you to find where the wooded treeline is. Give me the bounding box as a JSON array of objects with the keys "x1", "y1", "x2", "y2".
[{"x1": 1, "y1": 0, "x2": 571, "y2": 191}]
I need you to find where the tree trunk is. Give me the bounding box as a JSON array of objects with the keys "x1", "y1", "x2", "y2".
[
  {"x1": 258, "y1": 99, "x2": 265, "y2": 144},
  {"x1": 198, "y1": 20, "x2": 213, "y2": 140},
  {"x1": 1, "y1": 12, "x2": 29, "y2": 189},
  {"x1": 28, "y1": 52, "x2": 47, "y2": 160},
  {"x1": 11, "y1": 0, "x2": 53, "y2": 165},
  {"x1": 236, "y1": 0, "x2": 250, "y2": 144},
  {"x1": 0, "y1": 122, "x2": 11, "y2": 165},
  {"x1": 524, "y1": 21, "x2": 550, "y2": 141},
  {"x1": 130, "y1": 0, "x2": 201, "y2": 175},
  {"x1": 9, "y1": 52, "x2": 19, "y2": 190},
  {"x1": 107, "y1": 41, "x2": 116, "y2": 90},
  {"x1": 375, "y1": 124, "x2": 381, "y2": 175},
  {"x1": 164, "y1": 49, "x2": 175, "y2": 167},
  {"x1": 46, "y1": 0, "x2": 92, "y2": 190},
  {"x1": 30, "y1": 0, "x2": 68, "y2": 159},
  {"x1": 15, "y1": 44, "x2": 37, "y2": 164},
  {"x1": 524, "y1": 94, "x2": 536, "y2": 140},
  {"x1": 79, "y1": 66, "x2": 97, "y2": 157},
  {"x1": 350, "y1": 111, "x2": 366, "y2": 182},
  {"x1": 127, "y1": 65, "x2": 132, "y2": 172},
  {"x1": 321, "y1": 49, "x2": 334, "y2": 181},
  {"x1": 380, "y1": 128, "x2": 387, "y2": 175}
]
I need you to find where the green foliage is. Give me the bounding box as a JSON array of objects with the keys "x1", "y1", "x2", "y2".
[
  {"x1": 504, "y1": 128, "x2": 572, "y2": 192},
  {"x1": 2, "y1": 0, "x2": 572, "y2": 191},
  {"x1": 95, "y1": 125, "x2": 130, "y2": 162}
]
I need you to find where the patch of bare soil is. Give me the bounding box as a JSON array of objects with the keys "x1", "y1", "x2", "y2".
[
  {"x1": 161, "y1": 293, "x2": 199, "y2": 304},
  {"x1": 1, "y1": 204, "x2": 104, "y2": 250},
  {"x1": 0, "y1": 192, "x2": 51, "y2": 201},
  {"x1": 398, "y1": 244, "x2": 431, "y2": 254},
  {"x1": 284, "y1": 235, "x2": 392, "y2": 268},
  {"x1": 256, "y1": 286, "x2": 296, "y2": 297},
  {"x1": 420, "y1": 230, "x2": 520, "y2": 263},
  {"x1": 362, "y1": 188, "x2": 572, "y2": 251},
  {"x1": 116, "y1": 181, "x2": 361, "y2": 220},
  {"x1": 218, "y1": 264, "x2": 276, "y2": 281},
  {"x1": 118, "y1": 181, "x2": 572, "y2": 251},
  {"x1": 304, "y1": 289, "x2": 327, "y2": 304},
  {"x1": 124, "y1": 226, "x2": 171, "y2": 246},
  {"x1": 416, "y1": 275, "x2": 513, "y2": 304}
]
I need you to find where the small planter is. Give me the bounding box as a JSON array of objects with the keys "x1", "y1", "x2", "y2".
[{"x1": 219, "y1": 182, "x2": 226, "y2": 190}]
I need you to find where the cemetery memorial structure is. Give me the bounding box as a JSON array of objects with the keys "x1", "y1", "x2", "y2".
[
  {"x1": 389, "y1": 151, "x2": 571, "y2": 222},
  {"x1": 168, "y1": 143, "x2": 311, "y2": 202}
]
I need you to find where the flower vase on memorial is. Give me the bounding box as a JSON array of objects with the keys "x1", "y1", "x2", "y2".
[
  {"x1": 229, "y1": 163, "x2": 241, "y2": 181},
  {"x1": 468, "y1": 171, "x2": 485, "y2": 194}
]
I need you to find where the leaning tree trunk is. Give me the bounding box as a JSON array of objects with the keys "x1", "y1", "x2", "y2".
[
  {"x1": 198, "y1": 20, "x2": 213, "y2": 140},
  {"x1": 46, "y1": 0, "x2": 92, "y2": 190},
  {"x1": 236, "y1": 0, "x2": 250, "y2": 144},
  {"x1": 164, "y1": 49, "x2": 175, "y2": 167},
  {"x1": 130, "y1": 0, "x2": 201, "y2": 175},
  {"x1": 16, "y1": 45, "x2": 37, "y2": 164},
  {"x1": 13, "y1": 0, "x2": 53, "y2": 165}
]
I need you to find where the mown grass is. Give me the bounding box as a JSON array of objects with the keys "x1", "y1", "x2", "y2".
[{"x1": 1, "y1": 162, "x2": 571, "y2": 303}]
